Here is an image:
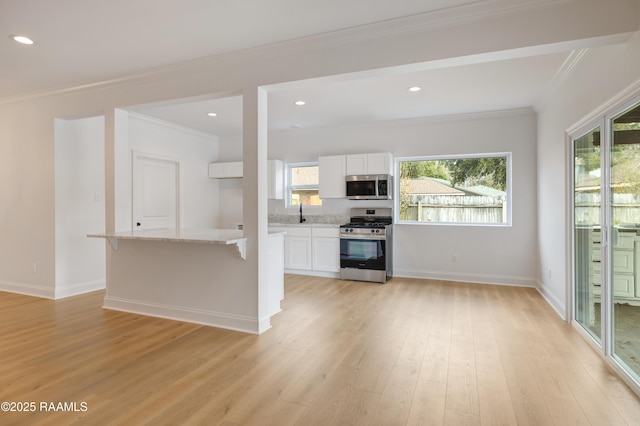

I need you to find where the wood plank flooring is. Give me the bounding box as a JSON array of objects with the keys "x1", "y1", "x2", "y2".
[{"x1": 1, "y1": 275, "x2": 640, "y2": 425}]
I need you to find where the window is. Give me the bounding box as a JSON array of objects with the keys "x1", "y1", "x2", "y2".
[
  {"x1": 287, "y1": 162, "x2": 322, "y2": 207},
  {"x1": 397, "y1": 153, "x2": 511, "y2": 225}
]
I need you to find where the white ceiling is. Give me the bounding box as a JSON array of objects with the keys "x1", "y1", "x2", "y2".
[{"x1": 2, "y1": 0, "x2": 579, "y2": 137}]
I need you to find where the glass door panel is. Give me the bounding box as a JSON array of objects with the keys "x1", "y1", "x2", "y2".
[
  {"x1": 611, "y1": 102, "x2": 640, "y2": 378},
  {"x1": 574, "y1": 127, "x2": 602, "y2": 341}
]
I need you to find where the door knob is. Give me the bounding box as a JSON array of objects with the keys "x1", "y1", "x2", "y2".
[{"x1": 136, "y1": 222, "x2": 141, "y2": 227}]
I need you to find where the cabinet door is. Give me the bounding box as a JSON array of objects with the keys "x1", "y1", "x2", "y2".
[
  {"x1": 228, "y1": 162, "x2": 243, "y2": 178},
  {"x1": 312, "y1": 237, "x2": 340, "y2": 272},
  {"x1": 367, "y1": 153, "x2": 393, "y2": 175},
  {"x1": 613, "y1": 275, "x2": 635, "y2": 298},
  {"x1": 319, "y1": 155, "x2": 346, "y2": 198},
  {"x1": 285, "y1": 236, "x2": 312, "y2": 270},
  {"x1": 208, "y1": 161, "x2": 243, "y2": 178},
  {"x1": 346, "y1": 154, "x2": 368, "y2": 175}
]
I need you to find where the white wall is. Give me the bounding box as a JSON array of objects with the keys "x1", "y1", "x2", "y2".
[
  {"x1": 537, "y1": 33, "x2": 640, "y2": 318},
  {"x1": 121, "y1": 113, "x2": 220, "y2": 230},
  {"x1": 268, "y1": 109, "x2": 538, "y2": 286},
  {"x1": 54, "y1": 116, "x2": 106, "y2": 298},
  {"x1": 0, "y1": 0, "x2": 637, "y2": 313},
  {"x1": 216, "y1": 136, "x2": 244, "y2": 228}
]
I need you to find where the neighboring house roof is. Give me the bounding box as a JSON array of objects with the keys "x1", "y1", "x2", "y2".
[
  {"x1": 405, "y1": 178, "x2": 465, "y2": 195},
  {"x1": 460, "y1": 185, "x2": 506, "y2": 197},
  {"x1": 575, "y1": 158, "x2": 640, "y2": 192},
  {"x1": 405, "y1": 178, "x2": 506, "y2": 197}
]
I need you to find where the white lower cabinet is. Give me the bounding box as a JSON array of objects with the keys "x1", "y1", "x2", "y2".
[
  {"x1": 285, "y1": 236, "x2": 312, "y2": 270},
  {"x1": 269, "y1": 226, "x2": 340, "y2": 276},
  {"x1": 311, "y1": 228, "x2": 340, "y2": 272}
]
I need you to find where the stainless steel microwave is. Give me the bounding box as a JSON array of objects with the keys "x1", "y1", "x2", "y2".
[{"x1": 345, "y1": 174, "x2": 393, "y2": 200}]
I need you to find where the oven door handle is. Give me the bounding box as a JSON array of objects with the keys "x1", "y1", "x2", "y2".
[{"x1": 339, "y1": 234, "x2": 386, "y2": 241}]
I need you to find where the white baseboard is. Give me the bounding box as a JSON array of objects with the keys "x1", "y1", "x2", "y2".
[
  {"x1": 54, "y1": 279, "x2": 105, "y2": 299},
  {"x1": 284, "y1": 269, "x2": 340, "y2": 279},
  {"x1": 0, "y1": 280, "x2": 55, "y2": 299},
  {"x1": 535, "y1": 280, "x2": 567, "y2": 320},
  {"x1": 102, "y1": 296, "x2": 261, "y2": 334},
  {"x1": 392, "y1": 268, "x2": 536, "y2": 288}
]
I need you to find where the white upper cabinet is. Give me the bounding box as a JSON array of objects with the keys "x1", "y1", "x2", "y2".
[
  {"x1": 319, "y1": 155, "x2": 346, "y2": 199},
  {"x1": 346, "y1": 152, "x2": 393, "y2": 175},
  {"x1": 268, "y1": 159, "x2": 284, "y2": 200},
  {"x1": 345, "y1": 154, "x2": 368, "y2": 175},
  {"x1": 208, "y1": 161, "x2": 243, "y2": 178}
]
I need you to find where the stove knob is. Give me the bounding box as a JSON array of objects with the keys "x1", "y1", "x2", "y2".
[{"x1": 375, "y1": 229, "x2": 380, "y2": 234}]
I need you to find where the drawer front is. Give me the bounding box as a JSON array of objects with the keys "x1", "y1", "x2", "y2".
[
  {"x1": 614, "y1": 275, "x2": 635, "y2": 298},
  {"x1": 284, "y1": 227, "x2": 312, "y2": 237},
  {"x1": 312, "y1": 227, "x2": 340, "y2": 238},
  {"x1": 615, "y1": 233, "x2": 635, "y2": 249},
  {"x1": 268, "y1": 227, "x2": 288, "y2": 234},
  {"x1": 592, "y1": 273, "x2": 634, "y2": 298},
  {"x1": 613, "y1": 250, "x2": 634, "y2": 273}
]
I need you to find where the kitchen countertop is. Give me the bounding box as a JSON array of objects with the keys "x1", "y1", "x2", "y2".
[
  {"x1": 88, "y1": 228, "x2": 251, "y2": 259},
  {"x1": 88, "y1": 228, "x2": 247, "y2": 244},
  {"x1": 268, "y1": 223, "x2": 340, "y2": 228}
]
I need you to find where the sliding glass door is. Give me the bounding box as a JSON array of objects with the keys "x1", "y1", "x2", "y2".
[
  {"x1": 572, "y1": 97, "x2": 640, "y2": 389},
  {"x1": 610, "y1": 102, "x2": 640, "y2": 380},
  {"x1": 573, "y1": 126, "x2": 603, "y2": 342}
]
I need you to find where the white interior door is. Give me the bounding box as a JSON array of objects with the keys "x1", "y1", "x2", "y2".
[{"x1": 133, "y1": 153, "x2": 179, "y2": 230}]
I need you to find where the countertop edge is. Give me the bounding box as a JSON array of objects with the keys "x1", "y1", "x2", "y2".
[{"x1": 87, "y1": 229, "x2": 247, "y2": 245}]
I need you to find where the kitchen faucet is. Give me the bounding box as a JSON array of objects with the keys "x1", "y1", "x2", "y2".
[{"x1": 299, "y1": 203, "x2": 306, "y2": 223}]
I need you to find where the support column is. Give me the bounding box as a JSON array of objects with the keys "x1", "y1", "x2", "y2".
[{"x1": 243, "y1": 86, "x2": 270, "y2": 333}]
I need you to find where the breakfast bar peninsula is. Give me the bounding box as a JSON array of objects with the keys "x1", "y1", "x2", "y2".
[{"x1": 89, "y1": 228, "x2": 284, "y2": 334}]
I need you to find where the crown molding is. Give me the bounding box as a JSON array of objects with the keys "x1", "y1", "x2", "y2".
[
  {"x1": 269, "y1": 107, "x2": 535, "y2": 136},
  {"x1": 127, "y1": 111, "x2": 219, "y2": 140},
  {"x1": 0, "y1": 0, "x2": 571, "y2": 106}
]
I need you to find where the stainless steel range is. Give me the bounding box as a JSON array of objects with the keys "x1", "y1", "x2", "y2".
[{"x1": 339, "y1": 208, "x2": 393, "y2": 284}]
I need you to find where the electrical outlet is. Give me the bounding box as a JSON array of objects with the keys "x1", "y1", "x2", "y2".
[
  {"x1": 32, "y1": 263, "x2": 37, "y2": 274},
  {"x1": 451, "y1": 254, "x2": 457, "y2": 263}
]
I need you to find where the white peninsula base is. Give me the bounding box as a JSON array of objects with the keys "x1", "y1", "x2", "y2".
[{"x1": 89, "y1": 229, "x2": 284, "y2": 334}]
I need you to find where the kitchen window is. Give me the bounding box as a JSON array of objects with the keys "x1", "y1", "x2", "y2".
[
  {"x1": 396, "y1": 153, "x2": 511, "y2": 225},
  {"x1": 287, "y1": 162, "x2": 322, "y2": 207}
]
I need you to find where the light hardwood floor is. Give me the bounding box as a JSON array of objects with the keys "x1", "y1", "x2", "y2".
[{"x1": 1, "y1": 276, "x2": 640, "y2": 425}]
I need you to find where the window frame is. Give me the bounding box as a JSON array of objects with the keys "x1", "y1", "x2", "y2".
[
  {"x1": 286, "y1": 161, "x2": 322, "y2": 208},
  {"x1": 394, "y1": 152, "x2": 512, "y2": 226}
]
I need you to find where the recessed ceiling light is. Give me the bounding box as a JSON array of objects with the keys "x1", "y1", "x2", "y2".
[
  {"x1": 207, "y1": 112, "x2": 217, "y2": 117},
  {"x1": 10, "y1": 35, "x2": 34, "y2": 45},
  {"x1": 408, "y1": 86, "x2": 421, "y2": 92},
  {"x1": 294, "y1": 100, "x2": 306, "y2": 106}
]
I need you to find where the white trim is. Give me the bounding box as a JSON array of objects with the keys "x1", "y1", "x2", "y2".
[
  {"x1": 0, "y1": 280, "x2": 55, "y2": 299},
  {"x1": 270, "y1": 108, "x2": 536, "y2": 136},
  {"x1": 127, "y1": 111, "x2": 219, "y2": 140},
  {"x1": 54, "y1": 279, "x2": 106, "y2": 299},
  {"x1": 572, "y1": 321, "x2": 640, "y2": 399},
  {"x1": 0, "y1": 1, "x2": 575, "y2": 105},
  {"x1": 566, "y1": 77, "x2": 640, "y2": 135},
  {"x1": 284, "y1": 269, "x2": 340, "y2": 279},
  {"x1": 536, "y1": 279, "x2": 567, "y2": 320},
  {"x1": 392, "y1": 268, "x2": 536, "y2": 288},
  {"x1": 103, "y1": 296, "x2": 261, "y2": 334}
]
